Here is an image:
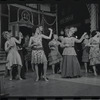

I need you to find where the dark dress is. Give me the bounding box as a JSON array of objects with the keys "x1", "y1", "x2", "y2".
[{"x1": 16, "y1": 38, "x2": 26, "y2": 79}]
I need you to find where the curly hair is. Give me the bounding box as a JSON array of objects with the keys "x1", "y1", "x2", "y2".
[
  {"x1": 2, "y1": 31, "x2": 8, "y2": 39},
  {"x1": 91, "y1": 30, "x2": 98, "y2": 37}
]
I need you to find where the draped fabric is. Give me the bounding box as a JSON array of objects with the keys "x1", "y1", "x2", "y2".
[{"x1": 40, "y1": 14, "x2": 56, "y2": 58}]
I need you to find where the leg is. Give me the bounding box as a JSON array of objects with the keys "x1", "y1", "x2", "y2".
[
  {"x1": 84, "y1": 63, "x2": 88, "y2": 73},
  {"x1": 17, "y1": 65, "x2": 22, "y2": 80},
  {"x1": 25, "y1": 61, "x2": 28, "y2": 72},
  {"x1": 59, "y1": 60, "x2": 63, "y2": 73},
  {"x1": 9, "y1": 69, "x2": 12, "y2": 80},
  {"x1": 35, "y1": 64, "x2": 39, "y2": 81},
  {"x1": 5, "y1": 67, "x2": 8, "y2": 77},
  {"x1": 43, "y1": 62, "x2": 48, "y2": 81},
  {"x1": 31, "y1": 63, "x2": 34, "y2": 71},
  {"x1": 52, "y1": 64, "x2": 55, "y2": 74},
  {"x1": 93, "y1": 65, "x2": 97, "y2": 76}
]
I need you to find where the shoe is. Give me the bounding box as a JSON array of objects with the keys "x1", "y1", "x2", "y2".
[
  {"x1": 9, "y1": 78, "x2": 12, "y2": 81},
  {"x1": 43, "y1": 77, "x2": 49, "y2": 81},
  {"x1": 36, "y1": 77, "x2": 39, "y2": 82}
]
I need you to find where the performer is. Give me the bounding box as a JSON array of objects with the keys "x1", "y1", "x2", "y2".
[
  {"x1": 86, "y1": 30, "x2": 100, "y2": 76},
  {"x1": 3, "y1": 30, "x2": 23, "y2": 80},
  {"x1": 29, "y1": 25, "x2": 53, "y2": 81},
  {"x1": 82, "y1": 34, "x2": 90, "y2": 73},
  {"x1": 48, "y1": 34, "x2": 62, "y2": 74},
  {"x1": 61, "y1": 27, "x2": 86, "y2": 78},
  {"x1": 16, "y1": 33, "x2": 26, "y2": 79},
  {"x1": 23, "y1": 35, "x2": 33, "y2": 72}
]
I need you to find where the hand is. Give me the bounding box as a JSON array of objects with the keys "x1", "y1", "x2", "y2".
[
  {"x1": 48, "y1": 28, "x2": 53, "y2": 32},
  {"x1": 83, "y1": 32, "x2": 87, "y2": 36},
  {"x1": 19, "y1": 32, "x2": 23, "y2": 39}
]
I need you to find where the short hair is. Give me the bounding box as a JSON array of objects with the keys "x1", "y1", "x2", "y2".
[
  {"x1": 91, "y1": 30, "x2": 97, "y2": 37},
  {"x1": 8, "y1": 30, "x2": 11, "y2": 33},
  {"x1": 2, "y1": 31, "x2": 8, "y2": 39}
]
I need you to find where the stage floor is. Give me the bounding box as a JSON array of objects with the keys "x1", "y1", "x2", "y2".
[{"x1": 4, "y1": 69, "x2": 100, "y2": 97}]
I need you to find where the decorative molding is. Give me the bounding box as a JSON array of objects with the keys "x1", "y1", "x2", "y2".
[{"x1": 9, "y1": 4, "x2": 56, "y2": 17}]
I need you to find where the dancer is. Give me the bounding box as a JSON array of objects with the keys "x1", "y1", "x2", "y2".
[
  {"x1": 16, "y1": 33, "x2": 26, "y2": 79},
  {"x1": 82, "y1": 34, "x2": 90, "y2": 73},
  {"x1": 86, "y1": 30, "x2": 100, "y2": 76},
  {"x1": 29, "y1": 25, "x2": 53, "y2": 81},
  {"x1": 48, "y1": 34, "x2": 62, "y2": 74},
  {"x1": 61, "y1": 27, "x2": 86, "y2": 78},
  {"x1": 23, "y1": 35, "x2": 33, "y2": 72},
  {"x1": 3, "y1": 30, "x2": 23, "y2": 80}
]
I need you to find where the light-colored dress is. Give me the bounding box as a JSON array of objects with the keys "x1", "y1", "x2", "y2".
[
  {"x1": 5, "y1": 37, "x2": 22, "y2": 70},
  {"x1": 30, "y1": 35, "x2": 47, "y2": 64},
  {"x1": 61, "y1": 37, "x2": 81, "y2": 78},
  {"x1": 48, "y1": 39, "x2": 62, "y2": 65},
  {"x1": 89, "y1": 38, "x2": 100, "y2": 66}
]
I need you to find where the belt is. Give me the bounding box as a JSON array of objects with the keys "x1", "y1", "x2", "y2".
[{"x1": 32, "y1": 47, "x2": 43, "y2": 50}]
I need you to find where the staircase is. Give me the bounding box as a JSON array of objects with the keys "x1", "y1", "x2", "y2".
[{"x1": 0, "y1": 50, "x2": 9, "y2": 96}]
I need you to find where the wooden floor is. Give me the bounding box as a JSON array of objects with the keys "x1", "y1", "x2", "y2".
[{"x1": 1, "y1": 69, "x2": 100, "y2": 99}]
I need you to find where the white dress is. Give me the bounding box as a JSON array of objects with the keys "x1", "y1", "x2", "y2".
[{"x1": 5, "y1": 37, "x2": 22, "y2": 70}]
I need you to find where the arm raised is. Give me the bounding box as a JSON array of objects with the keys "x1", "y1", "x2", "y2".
[{"x1": 41, "y1": 28, "x2": 53, "y2": 39}]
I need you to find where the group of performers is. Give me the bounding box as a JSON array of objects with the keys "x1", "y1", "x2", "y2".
[{"x1": 2, "y1": 25, "x2": 100, "y2": 81}]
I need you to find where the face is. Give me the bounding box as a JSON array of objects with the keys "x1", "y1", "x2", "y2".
[
  {"x1": 35, "y1": 28, "x2": 40, "y2": 35},
  {"x1": 54, "y1": 35, "x2": 58, "y2": 40},
  {"x1": 65, "y1": 29, "x2": 69, "y2": 36},
  {"x1": 70, "y1": 27, "x2": 77, "y2": 33},
  {"x1": 60, "y1": 30, "x2": 64, "y2": 35},
  {"x1": 97, "y1": 31, "x2": 100, "y2": 37},
  {"x1": 59, "y1": 36, "x2": 63, "y2": 41},
  {"x1": 6, "y1": 32, "x2": 11, "y2": 39},
  {"x1": 85, "y1": 34, "x2": 89, "y2": 39},
  {"x1": 39, "y1": 26, "x2": 43, "y2": 31},
  {"x1": 26, "y1": 35, "x2": 29, "y2": 39}
]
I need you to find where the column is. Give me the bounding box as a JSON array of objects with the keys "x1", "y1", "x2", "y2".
[
  {"x1": 0, "y1": 4, "x2": 1, "y2": 50},
  {"x1": 90, "y1": 4, "x2": 98, "y2": 32},
  {"x1": 38, "y1": 4, "x2": 40, "y2": 25},
  {"x1": 56, "y1": 4, "x2": 58, "y2": 35}
]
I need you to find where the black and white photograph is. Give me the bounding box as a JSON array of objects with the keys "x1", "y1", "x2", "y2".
[{"x1": 0, "y1": 0, "x2": 100, "y2": 99}]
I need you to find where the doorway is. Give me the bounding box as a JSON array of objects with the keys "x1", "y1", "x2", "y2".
[
  {"x1": 19, "y1": 26, "x2": 33, "y2": 72},
  {"x1": 19, "y1": 26, "x2": 32, "y2": 37}
]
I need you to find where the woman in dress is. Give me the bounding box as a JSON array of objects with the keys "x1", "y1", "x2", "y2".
[
  {"x1": 48, "y1": 34, "x2": 62, "y2": 74},
  {"x1": 29, "y1": 26, "x2": 53, "y2": 81},
  {"x1": 61, "y1": 27, "x2": 86, "y2": 78},
  {"x1": 23, "y1": 35, "x2": 34, "y2": 72},
  {"x1": 3, "y1": 30, "x2": 23, "y2": 80},
  {"x1": 82, "y1": 34, "x2": 90, "y2": 73},
  {"x1": 86, "y1": 30, "x2": 100, "y2": 76}
]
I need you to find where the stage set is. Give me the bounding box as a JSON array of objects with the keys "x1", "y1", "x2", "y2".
[{"x1": 0, "y1": 1, "x2": 100, "y2": 99}]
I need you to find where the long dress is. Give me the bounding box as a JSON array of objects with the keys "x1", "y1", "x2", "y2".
[
  {"x1": 89, "y1": 38, "x2": 100, "y2": 66},
  {"x1": 31, "y1": 35, "x2": 47, "y2": 64},
  {"x1": 5, "y1": 37, "x2": 22, "y2": 70},
  {"x1": 48, "y1": 39, "x2": 62, "y2": 65},
  {"x1": 82, "y1": 39, "x2": 89, "y2": 63},
  {"x1": 61, "y1": 37, "x2": 81, "y2": 78}
]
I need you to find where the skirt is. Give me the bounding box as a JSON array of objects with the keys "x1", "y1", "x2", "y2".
[
  {"x1": 6, "y1": 49, "x2": 22, "y2": 70},
  {"x1": 61, "y1": 55, "x2": 81, "y2": 78},
  {"x1": 48, "y1": 50, "x2": 62, "y2": 65},
  {"x1": 90, "y1": 57, "x2": 100, "y2": 66},
  {"x1": 82, "y1": 49, "x2": 89, "y2": 63},
  {"x1": 25, "y1": 51, "x2": 31, "y2": 61},
  {"x1": 31, "y1": 50, "x2": 47, "y2": 64}
]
